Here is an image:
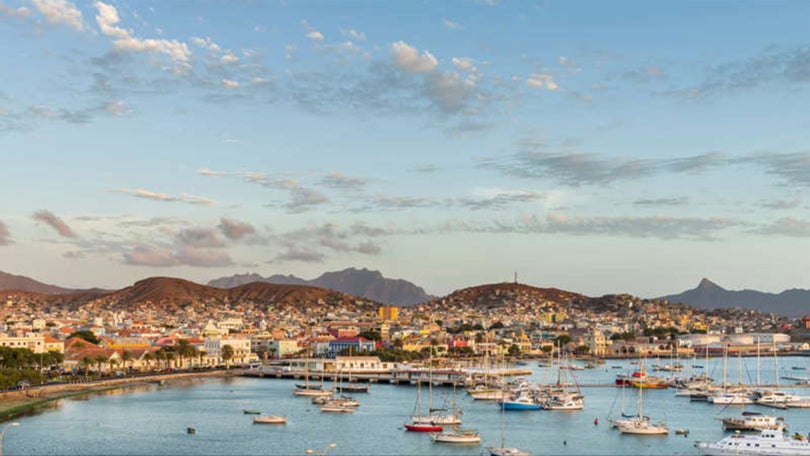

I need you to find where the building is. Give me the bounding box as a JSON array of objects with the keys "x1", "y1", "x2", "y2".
[
  {"x1": 0, "y1": 332, "x2": 45, "y2": 353},
  {"x1": 378, "y1": 306, "x2": 399, "y2": 321},
  {"x1": 204, "y1": 336, "x2": 252, "y2": 366},
  {"x1": 327, "y1": 337, "x2": 375, "y2": 358}
]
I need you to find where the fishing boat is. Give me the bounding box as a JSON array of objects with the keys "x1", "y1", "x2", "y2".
[
  {"x1": 253, "y1": 415, "x2": 287, "y2": 424},
  {"x1": 243, "y1": 409, "x2": 261, "y2": 415},
  {"x1": 542, "y1": 391, "x2": 584, "y2": 411},
  {"x1": 695, "y1": 425, "x2": 810, "y2": 455}
]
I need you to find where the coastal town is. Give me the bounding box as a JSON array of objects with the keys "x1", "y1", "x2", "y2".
[{"x1": 1, "y1": 278, "x2": 808, "y2": 391}]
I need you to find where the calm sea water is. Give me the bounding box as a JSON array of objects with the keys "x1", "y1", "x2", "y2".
[{"x1": 5, "y1": 357, "x2": 809, "y2": 455}]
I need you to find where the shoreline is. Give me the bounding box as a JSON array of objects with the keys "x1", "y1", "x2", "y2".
[{"x1": 0, "y1": 370, "x2": 232, "y2": 422}]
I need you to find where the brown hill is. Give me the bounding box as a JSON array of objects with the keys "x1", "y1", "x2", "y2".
[
  {"x1": 426, "y1": 282, "x2": 587, "y2": 310},
  {"x1": 74, "y1": 276, "x2": 377, "y2": 313},
  {"x1": 0, "y1": 270, "x2": 75, "y2": 294}
]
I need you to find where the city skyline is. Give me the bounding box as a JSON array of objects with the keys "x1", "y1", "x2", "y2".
[{"x1": 1, "y1": 0, "x2": 809, "y2": 298}]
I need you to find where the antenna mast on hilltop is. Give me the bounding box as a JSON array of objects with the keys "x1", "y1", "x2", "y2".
[{"x1": 514, "y1": 272, "x2": 518, "y2": 284}]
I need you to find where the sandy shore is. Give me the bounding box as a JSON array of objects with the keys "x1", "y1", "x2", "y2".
[{"x1": 0, "y1": 370, "x2": 232, "y2": 420}]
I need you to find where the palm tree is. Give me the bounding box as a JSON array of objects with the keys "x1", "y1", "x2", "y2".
[
  {"x1": 176, "y1": 340, "x2": 194, "y2": 369},
  {"x1": 80, "y1": 356, "x2": 94, "y2": 381},
  {"x1": 220, "y1": 344, "x2": 234, "y2": 369},
  {"x1": 143, "y1": 352, "x2": 155, "y2": 372},
  {"x1": 197, "y1": 349, "x2": 206, "y2": 368},
  {"x1": 108, "y1": 358, "x2": 119, "y2": 374},
  {"x1": 94, "y1": 354, "x2": 108, "y2": 377},
  {"x1": 121, "y1": 351, "x2": 133, "y2": 373}
]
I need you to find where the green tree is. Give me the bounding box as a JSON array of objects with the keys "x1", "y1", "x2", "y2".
[
  {"x1": 121, "y1": 351, "x2": 133, "y2": 372},
  {"x1": 555, "y1": 335, "x2": 572, "y2": 346},
  {"x1": 80, "y1": 356, "x2": 94, "y2": 380},
  {"x1": 507, "y1": 344, "x2": 521, "y2": 357},
  {"x1": 68, "y1": 330, "x2": 101, "y2": 345},
  {"x1": 221, "y1": 344, "x2": 234, "y2": 369},
  {"x1": 143, "y1": 352, "x2": 155, "y2": 371},
  {"x1": 358, "y1": 330, "x2": 381, "y2": 341},
  {"x1": 93, "y1": 354, "x2": 108, "y2": 377}
]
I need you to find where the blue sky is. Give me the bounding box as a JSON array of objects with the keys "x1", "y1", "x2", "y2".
[{"x1": 1, "y1": 0, "x2": 809, "y2": 298}]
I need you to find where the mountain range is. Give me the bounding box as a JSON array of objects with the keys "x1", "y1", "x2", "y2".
[
  {"x1": 658, "y1": 278, "x2": 810, "y2": 318},
  {"x1": 1, "y1": 268, "x2": 808, "y2": 317},
  {"x1": 208, "y1": 267, "x2": 435, "y2": 307}
]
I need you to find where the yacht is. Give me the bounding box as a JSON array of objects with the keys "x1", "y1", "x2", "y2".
[
  {"x1": 430, "y1": 427, "x2": 481, "y2": 444},
  {"x1": 719, "y1": 411, "x2": 785, "y2": 432},
  {"x1": 695, "y1": 426, "x2": 810, "y2": 455}
]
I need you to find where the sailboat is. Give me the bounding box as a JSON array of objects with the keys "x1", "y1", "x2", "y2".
[
  {"x1": 616, "y1": 358, "x2": 669, "y2": 435},
  {"x1": 293, "y1": 354, "x2": 332, "y2": 397},
  {"x1": 487, "y1": 356, "x2": 530, "y2": 456},
  {"x1": 404, "y1": 376, "x2": 442, "y2": 432},
  {"x1": 410, "y1": 355, "x2": 461, "y2": 425},
  {"x1": 430, "y1": 383, "x2": 480, "y2": 444}
]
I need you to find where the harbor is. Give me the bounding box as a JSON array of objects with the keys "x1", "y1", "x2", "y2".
[{"x1": 4, "y1": 356, "x2": 809, "y2": 455}]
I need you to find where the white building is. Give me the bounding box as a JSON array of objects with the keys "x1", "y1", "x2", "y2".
[
  {"x1": 204, "y1": 336, "x2": 252, "y2": 366},
  {"x1": 0, "y1": 332, "x2": 45, "y2": 353}
]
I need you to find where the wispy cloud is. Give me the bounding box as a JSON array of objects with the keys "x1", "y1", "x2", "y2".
[
  {"x1": 673, "y1": 45, "x2": 810, "y2": 98},
  {"x1": 274, "y1": 245, "x2": 325, "y2": 263},
  {"x1": 760, "y1": 198, "x2": 802, "y2": 210},
  {"x1": 320, "y1": 172, "x2": 368, "y2": 191},
  {"x1": 340, "y1": 28, "x2": 366, "y2": 41},
  {"x1": 176, "y1": 227, "x2": 225, "y2": 248},
  {"x1": 0, "y1": 3, "x2": 31, "y2": 18},
  {"x1": 633, "y1": 197, "x2": 689, "y2": 207},
  {"x1": 123, "y1": 244, "x2": 233, "y2": 267},
  {"x1": 112, "y1": 188, "x2": 216, "y2": 206},
  {"x1": 32, "y1": 0, "x2": 84, "y2": 31},
  {"x1": 0, "y1": 220, "x2": 11, "y2": 245},
  {"x1": 443, "y1": 19, "x2": 463, "y2": 30},
  {"x1": 526, "y1": 73, "x2": 560, "y2": 91},
  {"x1": 751, "y1": 217, "x2": 810, "y2": 237},
  {"x1": 739, "y1": 151, "x2": 810, "y2": 187},
  {"x1": 32, "y1": 210, "x2": 76, "y2": 238},
  {"x1": 301, "y1": 20, "x2": 324, "y2": 41},
  {"x1": 434, "y1": 213, "x2": 735, "y2": 240}
]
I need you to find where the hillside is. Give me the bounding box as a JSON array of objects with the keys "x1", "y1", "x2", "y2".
[
  {"x1": 659, "y1": 278, "x2": 810, "y2": 318},
  {"x1": 208, "y1": 267, "x2": 434, "y2": 306},
  {"x1": 0, "y1": 270, "x2": 76, "y2": 294},
  {"x1": 421, "y1": 282, "x2": 588, "y2": 313}
]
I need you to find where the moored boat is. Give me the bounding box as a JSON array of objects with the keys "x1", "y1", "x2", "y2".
[
  {"x1": 404, "y1": 423, "x2": 443, "y2": 432},
  {"x1": 253, "y1": 415, "x2": 287, "y2": 424},
  {"x1": 430, "y1": 427, "x2": 481, "y2": 444},
  {"x1": 695, "y1": 425, "x2": 810, "y2": 455}
]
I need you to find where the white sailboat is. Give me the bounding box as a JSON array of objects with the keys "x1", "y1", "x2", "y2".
[
  {"x1": 411, "y1": 355, "x2": 461, "y2": 425},
  {"x1": 487, "y1": 355, "x2": 530, "y2": 456},
  {"x1": 617, "y1": 358, "x2": 668, "y2": 435},
  {"x1": 294, "y1": 355, "x2": 332, "y2": 397}
]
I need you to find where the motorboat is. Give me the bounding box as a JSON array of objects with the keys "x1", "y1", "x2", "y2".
[
  {"x1": 243, "y1": 409, "x2": 261, "y2": 415},
  {"x1": 695, "y1": 425, "x2": 810, "y2": 455},
  {"x1": 720, "y1": 411, "x2": 785, "y2": 432}
]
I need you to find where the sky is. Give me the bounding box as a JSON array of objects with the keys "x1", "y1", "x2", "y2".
[{"x1": 1, "y1": 0, "x2": 809, "y2": 299}]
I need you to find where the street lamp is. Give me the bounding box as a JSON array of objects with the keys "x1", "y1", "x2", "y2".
[
  {"x1": 305, "y1": 442, "x2": 336, "y2": 456},
  {"x1": 0, "y1": 422, "x2": 20, "y2": 456}
]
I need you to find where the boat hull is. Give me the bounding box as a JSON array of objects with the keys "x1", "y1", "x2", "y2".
[{"x1": 404, "y1": 423, "x2": 443, "y2": 432}]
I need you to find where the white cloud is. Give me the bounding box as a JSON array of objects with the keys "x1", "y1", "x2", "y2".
[
  {"x1": 190, "y1": 36, "x2": 222, "y2": 52},
  {"x1": 391, "y1": 41, "x2": 438, "y2": 73},
  {"x1": 104, "y1": 100, "x2": 128, "y2": 115},
  {"x1": 221, "y1": 79, "x2": 239, "y2": 89},
  {"x1": 95, "y1": 1, "x2": 191, "y2": 68},
  {"x1": 452, "y1": 57, "x2": 476, "y2": 73},
  {"x1": 0, "y1": 4, "x2": 31, "y2": 18},
  {"x1": 526, "y1": 73, "x2": 560, "y2": 91},
  {"x1": 302, "y1": 20, "x2": 324, "y2": 41},
  {"x1": 32, "y1": 0, "x2": 83, "y2": 31},
  {"x1": 340, "y1": 28, "x2": 366, "y2": 41},
  {"x1": 443, "y1": 19, "x2": 462, "y2": 30},
  {"x1": 285, "y1": 44, "x2": 297, "y2": 61},
  {"x1": 113, "y1": 188, "x2": 216, "y2": 206},
  {"x1": 220, "y1": 51, "x2": 239, "y2": 64}
]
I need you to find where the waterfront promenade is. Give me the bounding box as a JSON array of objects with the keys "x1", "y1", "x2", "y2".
[{"x1": 0, "y1": 369, "x2": 231, "y2": 420}]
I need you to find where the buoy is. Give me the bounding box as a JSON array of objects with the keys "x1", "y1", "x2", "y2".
[{"x1": 594, "y1": 418, "x2": 599, "y2": 425}]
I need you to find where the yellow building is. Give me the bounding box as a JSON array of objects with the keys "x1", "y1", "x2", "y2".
[{"x1": 378, "y1": 305, "x2": 399, "y2": 321}]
